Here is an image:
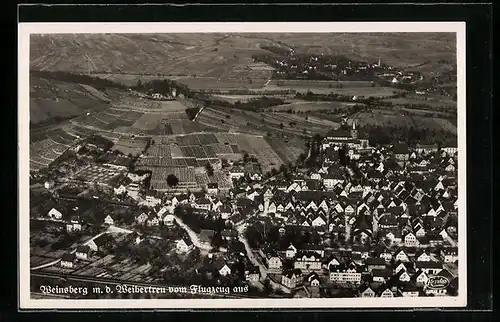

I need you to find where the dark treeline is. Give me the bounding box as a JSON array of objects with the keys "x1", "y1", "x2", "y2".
[
  {"x1": 174, "y1": 206, "x2": 225, "y2": 235},
  {"x1": 30, "y1": 70, "x2": 127, "y2": 91},
  {"x1": 136, "y1": 79, "x2": 194, "y2": 98},
  {"x1": 259, "y1": 44, "x2": 292, "y2": 56},
  {"x1": 234, "y1": 97, "x2": 286, "y2": 111},
  {"x1": 295, "y1": 90, "x2": 456, "y2": 116},
  {"x1": 196, "y1": 96, "x2": 287, "y2": 113},
  {"x1": 185, "y1": 107, "x2": 200, "y2": 120},
  {"x1": 197, "y1": 88, "x2": 295, "y2": 95},
  {"x1": 359, "y1": 125, "x2": 456, "y2": 146},
  {"x1": 295, "y1": 91, "x2": 381, "y2": 103},
  {"x1": 245, "y1": 222, "x2": 322, "y2": 250},
  {"x1": 87, "y1": 134, "x2": 114, "y2": 151}
]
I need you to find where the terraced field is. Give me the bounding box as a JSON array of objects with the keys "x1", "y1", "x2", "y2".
[
  {"x1": 30, "y1": 76, "x2": 110, "y2": 126},
  {"x1": 354, "y1": 111, "x2": 457, "y2": 133},
  {"x1": 71, "y1": 105, "x2": 217, "y2": 136},
  {"x1": 269, "y1": 101, "x2": 356, "y2": 112},
  {"x1": 29, "y1": 128, "x2": 84, "y2": 172},
  {"x1": 196, "y1": 106, "x2": 336, "y2": 138}
]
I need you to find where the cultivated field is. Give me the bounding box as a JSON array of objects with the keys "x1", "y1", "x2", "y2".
[
  {"x1": 269, "y1": 101, "x2": 357, "y2": 112},
  {"x1": 211, "y1": 94, "x2": 287, "y2": 103},
  {"x1": 72, "y1": 165, "x2": 125, "y2": 183},
  {"x1": 353, "y1": 111, "x2": 457, "y2": 133},
  {"x1": 30, "y1": 33, "x2": 456, "y2": 80},
  {"x1": 30, "y1": 76, "x2": 110, "y2": 126},
  {"x1": 29, "y1": 127, "x2": 85, "y2": 171},
  {"x1": 196, "y1": 106, "x2": 337, "y2": 138},
  {"x1": 265, "y1": 33, "x2": 456, "y2": 71},
  {"x1": 30, "y1": 34, "x2": 279, "y2": 82},
  {"x1": 382, "y1": 95, "x2": 456, "y2": 110},
  {"x1": 113, "y1": 137, "x2": 150, "y2": 156},
  {"x1": 136, "y1": 132, "x2": 293, "y2": 191},
  {"x1": 70, "y1": 103, "x2": 217, "y2": 136}
]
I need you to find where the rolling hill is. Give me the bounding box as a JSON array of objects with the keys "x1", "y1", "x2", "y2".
[
  {"x1": 30, "y1": 75, "x2": 111, "y2": 127},
  {"x1": 30, "y1": 33, "x2": 456, "y2": 79}
]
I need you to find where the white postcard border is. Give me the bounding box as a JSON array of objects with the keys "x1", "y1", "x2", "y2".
[{"x1": 18, "y1": 21, "x2": 467, "y2": 309}]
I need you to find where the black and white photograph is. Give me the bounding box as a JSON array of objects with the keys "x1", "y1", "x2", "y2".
[{"x1": 18, "y1": 22, "x2": 466, "y2": 309}]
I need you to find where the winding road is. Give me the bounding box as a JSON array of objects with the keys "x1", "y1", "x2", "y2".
[{"x1": 235, "y1": 223, "x2": 290, "y2": 293}]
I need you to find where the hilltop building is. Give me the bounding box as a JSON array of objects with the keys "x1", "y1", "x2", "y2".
[{"x1": 322, "y1": 121, "x2": 369, "y2": 150}]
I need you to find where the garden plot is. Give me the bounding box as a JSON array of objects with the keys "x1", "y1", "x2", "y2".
[
  {"x1": 131, "y1": 113, "x2": 161, "y2": 131},
  {"x1": 72, "y1": 165, "x2": 123, "y2": 183},
  {"x1": 113, "y1": 137, "x2": 149, "y2": 156}
]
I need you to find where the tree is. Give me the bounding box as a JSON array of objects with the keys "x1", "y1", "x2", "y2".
[
  {"x1": 243, "y1": 152, "x2": 250, "y2": 164},
  {"x1": 167, "y1": 174, "x2": 179, "y2": 187},
  {"x1": 279, "y1": 123, "x2": 284, "y2": 129},
  {"x1": 205, "y1": 162, "x2": 214, "y2": 176},
  {"x1": 221, "y1": 158, "x2": 229, "y2": 168}
]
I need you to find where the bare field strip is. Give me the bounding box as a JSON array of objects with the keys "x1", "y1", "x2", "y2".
[
  {"x1": 270, "y1": 101, "x2": 356, "y2": 112},
  {"x1": 131, "y1": 113, "x2": 160, "y2": 131}
]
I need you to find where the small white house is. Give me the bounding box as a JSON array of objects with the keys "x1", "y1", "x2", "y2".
[
  {"x1": 176, "y1": 238, "x2": 194, "y2": 253},
  {"x1": 104, "y1": 215, "x2": 114, "y2": 226},
  {"x1": 47, "y1": 208, "x2": 63, "y2": 220}
]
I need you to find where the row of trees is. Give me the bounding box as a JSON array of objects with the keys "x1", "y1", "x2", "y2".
[
  {"x1": 174, "y1": 206, "x2": 226, "y2": 235},
  {"x1": 31, "y1": 70, "x2": 128, "y2": 91},
  {"x1": 135, "y1": 79, "x2": 193, "y2": 99},
  {"x1": 244, "y1": 222, "x2": 324, "y2": 250},
  {"x1": 358, "y1": 125, "x2": 456, "y2": 146}
]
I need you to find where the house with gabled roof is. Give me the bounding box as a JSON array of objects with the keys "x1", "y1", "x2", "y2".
[
  {"x1": 47, "y1": 207, "x2": 63, "y2": 220},
  {"x1": 352, "y1": 245, "x2": 370, "y2": 259},
  {"x1": 146, "y1": 213, "x2": 160, "y2": 226},
  {"x1": 395, "y1": 269, "x2": 412, "y2": 283},
  {"x1": 86, "y1": 233, "x2": 113, "y2": 252},
  {"x1": 245, "y1": 266, "x2": 260, "y2": 282},
  {"x1": 394, "y1": 261, "x2": 411, "y2": 275},
  {"x1": 359, "y1": 284, "x2": 376, "y2": 297},
  {"x1": 285, "y1": 244, "x2": 298, "y2": 259},
  {"x1": 294, "y1": 251, "x2": 323, "y2": 271},
  {"x1": 377, "y1": 285, "x2": 395, "y2": 298},
  {"x1": 415, "y1": 261, "x2": 443, "y2": 276},
  {"x1": 176, "y1": 237, "x2": 194, "y2": 253},
  {"x1": 198, "y1": 229, "x2": 216, "y2": 246},
  {"x1": 213, "y1": 258, "x2": 231, "y2": 276},
  {"x1": 75, "y1": 245, "x2": 91, "y2": 260},
  {"x1": 60, "y1": 253, "x2": 76, "y2": 268},
  {"x1": 412, "y1": 269, "x2": 429, "y2": 287},
  {"x1": 398, "y1": 283, "x2": 420, "y2": 297},
  {"x1": 66, "y1": 215, "x2": 82, "y2": 233},
  {"x1": 281, "y1": 269, "x2": 302, "y2": 289},
  {"x1": 304, "y1": 271, "x2": 321, "y2": 287},
  {"x1": 266, "y1": 253, "x2": 283, "y2": 271},
  {"x1": 329, "y1": 263, "x2": 362, "y2": 284},
  {"x1": 441, "y1": 247, "x2": 458, "y2": 264},
  {"x1": 366, "y1": 258, "x2": 387, "y2": 273},
  {"x1": 394, "y1": 249, "x2": 410, "y2": 263},
  {"x1": 324, "y1": 255, "x2": 341, "y2": 270},
  {"x1": 372, "y1": 268, "x2": 393, "y2": 283},
  {"x1": 135, "y1": 212, "x2": 149, "y2": 225},
  {"x1": 415, "y1": 250, "x2": 432, "y2": 262}
]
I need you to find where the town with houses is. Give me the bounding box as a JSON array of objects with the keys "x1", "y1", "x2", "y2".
[
  {"x1": 27, "y1": 32, "x2": 459, "y2": 301},
  {"x1": 30, "y1": 117, "x2": 459, "y2": 299}
]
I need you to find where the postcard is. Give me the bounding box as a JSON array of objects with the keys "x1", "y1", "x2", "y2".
[{"x1": 18, "y1": 22, "x2": 466, "y2": 309}]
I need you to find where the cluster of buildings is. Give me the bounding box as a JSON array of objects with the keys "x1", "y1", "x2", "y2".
[
  {"x1": 36, "y1": 114, "x2": 459, "y2": 298},
  {"x1": 229, "y1": 124, "x2": 458, "y2": 297}
]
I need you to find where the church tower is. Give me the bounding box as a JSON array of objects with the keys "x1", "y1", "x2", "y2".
[{"x1": 351, "y1": 120, "x2": 358, "y2": 139}]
